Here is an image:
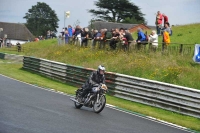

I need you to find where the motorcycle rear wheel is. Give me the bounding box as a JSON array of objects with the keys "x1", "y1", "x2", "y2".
[{"x1": 93, "y1": 95, "x2": 106, "y2": 113}]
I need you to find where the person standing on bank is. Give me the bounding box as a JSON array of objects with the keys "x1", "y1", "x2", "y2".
[
  {"x1": 155, "y1": 11, "x2": 163, "y2": 36},
  {"x1": 162, "y1": 13, "x2": 169, "y2": 25}
]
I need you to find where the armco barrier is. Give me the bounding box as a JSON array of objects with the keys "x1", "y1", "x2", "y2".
[
  {"x1": 23, "y1": 56, "x2": 200, "y2": 119},
  {"x1": 0, "y1": 52, "x2": 23, "y2": 62}
]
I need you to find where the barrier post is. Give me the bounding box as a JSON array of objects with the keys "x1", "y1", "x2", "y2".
[{"x1": 179, "y1": 44, "x2": 183, "y2": 54}]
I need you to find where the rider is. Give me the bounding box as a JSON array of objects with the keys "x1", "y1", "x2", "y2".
[{"x1": 80, "y1": 65, "x2": 106, "y2": 102}]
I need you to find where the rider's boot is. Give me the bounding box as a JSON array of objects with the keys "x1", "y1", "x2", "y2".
[{"x1": 80, "y1": 89, "x2": 88, "y2": 103}]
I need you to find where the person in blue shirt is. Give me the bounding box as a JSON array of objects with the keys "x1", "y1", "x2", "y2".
[
  {"x1": 68, "y1": 25, "x2": 73, "y2": 44},
  {"x1": 136, "y1": 28, "x2": 146, "y2": 42},
  {"x1": 65, "y1": 28, "x2": 69, "y2": 44},
  {"x1": 68, "y1": 25, "x2": 73, "y2": 37},
  {"x1": 136, "y1": 27, "x2": 146, "y2": 50}
]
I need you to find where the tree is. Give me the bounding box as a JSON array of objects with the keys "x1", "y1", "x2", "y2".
[
  {"x1": 88, "y1": 0, "x2": 146, "y2": 24},
  {"x1": 23, "y1": 2, "x2": 59, "y2": 37}
]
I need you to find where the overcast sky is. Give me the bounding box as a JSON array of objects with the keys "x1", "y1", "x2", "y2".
[{"x1": 0, "y1": 0, "x2": 200, "y2": 33}]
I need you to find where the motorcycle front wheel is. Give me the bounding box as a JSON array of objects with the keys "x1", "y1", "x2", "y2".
[
  {"x1": 74, "y1": 95, "x2": 83, "y2": 109},
  {"x1": 74, "y1": 101, "x2": 83, "y2": 109},
  {"x1": 93, "y1": 95, "x2": 106, "y2": 113}
]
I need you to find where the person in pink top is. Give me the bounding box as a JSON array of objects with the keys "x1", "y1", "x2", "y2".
[
  {"x1": 162, "y1": 13, "x2": 168, "y2": 25},
  {"x1": 155, "y1": 11, "x2": 163, "y2": 35}
]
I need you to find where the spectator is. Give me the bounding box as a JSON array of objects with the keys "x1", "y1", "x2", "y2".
[
  {"x1": 98, "y1": 29, "x2": 106, "y2": 49},
  {"x1": 68, "y1": 25, "x2": 73, "y2": 37},
  {"x1": 65, "y1": 28, "x2": 69, "y2": 44},
  {"x1": 148, "y1": 30, "x2": 158, "y2": 52},
  {"x1": 39, "y1": 36, "x2": 43, "y2": 40},
  {"x1": 162, "y1": 22, "x2": 171, "y2": 51},
  {"x1": 73, "y1": 25, "x2": 82, "y2": 45},
  {"x1": 109, "y1": 28, "x2": 120, "y2": 50},
  {"x1": 88, "y1": 29, "x2": 93, "y2": 39},
  {"x1": 72, "y1": 28, "x2": 75, "y2": 35},
  {"x1": 57, "y1": 34, "x2": 62, "y2": 45},
  {"x1": 161, "y1": 22, "x2": 171, "y2": 35},
  {"x1": 90, "y1": 29, "x2": 95, "y2": 40},
  {"x1": 136, "y1": 27, "x2": 146, "y2": 50},
  {"x1": 68, "y1": 25, "x2": 73, "y2": 43},
  {"x1": 59, "y1": 28, "x2": 65, "y2": 44},
  {"x1": 124, "y1": 29, "x2": 134, "y2": 51},
  {"x1": 46, "y1": 30, "x2": 51, "y2": 39},
  {"x1": 93, "y1": 29, "x2": 102, "y2": 48},
  {"x1": 35, "y1": 38, "x2": 39, "y2": 41},
  {"x1": 91, "y1": 30, "x2": 99, "y2": 49},
  {"x1": 162, "y1": 13, "x2": 168, "y2": 25},
  {"x1": 155, "y1": 11, "x2": 163, "y2": 35},
  {"x1": 51, "y1": 31, "x2": 56, "y2": 38},
  {"x1": 16, "y1": 42, "x2": 21, "y2": 52},
  {"x1": 100, "y1": 28, "x2": 112, "y2": 49},
  {"x1": 81, "y1": 27, "x2": 89, "y2": 47},
  {"x1": 119, "y1": 28, "x2": 128, "y2": 51},
  {"x1": 104, "y1": 29, "x2": 112, "y2": 40}
]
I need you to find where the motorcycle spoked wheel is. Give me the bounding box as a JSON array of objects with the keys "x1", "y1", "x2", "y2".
[
  {"x1": 74, "y1": 93, "x2": 83, "y2": 109},
  {"x1": 74, "y1": 101, "x2": 83, "y2": 109},
  {"x1": 93, "y1": 95, "x2": 106, "y2": 113}
]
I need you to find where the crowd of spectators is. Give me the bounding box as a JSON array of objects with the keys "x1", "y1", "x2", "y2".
[
  {"x1": 59, "y1": 25, "x2": 135, "y2": 51},
  {"x1": 57, "y1": 10, "x2": 172, "y2": 52}
]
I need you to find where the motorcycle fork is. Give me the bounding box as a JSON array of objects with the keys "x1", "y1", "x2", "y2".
[{"x1": 96, "y1": 94, "x2": 100, "y2": 104}]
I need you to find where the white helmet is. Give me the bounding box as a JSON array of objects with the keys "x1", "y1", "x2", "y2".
[{"x1": 97, "y1": 65, "x2": 105, "y2": 75}]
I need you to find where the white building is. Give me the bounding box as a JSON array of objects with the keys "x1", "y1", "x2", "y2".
[{"x1": 0, "y1": 22, "x2": 34, "y2": 46}]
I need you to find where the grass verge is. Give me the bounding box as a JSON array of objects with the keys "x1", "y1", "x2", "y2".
[{"x1": 0, "y1": 59, "x2": 199, "y2": 132}]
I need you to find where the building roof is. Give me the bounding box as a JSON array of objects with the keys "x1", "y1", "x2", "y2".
[
  {"x1": 91, "y1": 21, "x2": 138, "y2": 31},
  {"x1": 90, "y1": 21, "x2": 154, "y2": 31},
  {"x1": 0, "y1": 22, "x2": 34, "y2": 41}
]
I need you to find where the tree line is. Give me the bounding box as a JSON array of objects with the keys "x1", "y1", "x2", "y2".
[{"x1": 24, "y1": 0, "x2": 146, "y2": 37}]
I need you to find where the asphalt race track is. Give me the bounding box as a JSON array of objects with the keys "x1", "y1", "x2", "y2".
[{"x1": 0, "y1": 75, "x2": 190, "y2": 133}]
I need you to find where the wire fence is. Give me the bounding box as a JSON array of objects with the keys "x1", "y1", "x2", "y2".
[
  {"x1": 0, "y1": 38, "x2": 196, "y2": 56},
  {"x1": 64, "y1": 37, "x2": 195, "y2": 55}
]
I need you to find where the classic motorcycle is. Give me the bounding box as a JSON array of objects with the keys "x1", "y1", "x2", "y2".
[{"x1": 70, "y1": 84, "x2": 108, "y2": 113}]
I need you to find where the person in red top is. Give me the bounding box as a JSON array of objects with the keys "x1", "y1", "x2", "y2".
[
  {"x1": 162, "y1": 13, "x2": 168, "y2": 25},
  {"x1": 155, "y1": 11, "x2": 163, "y2": 35}
]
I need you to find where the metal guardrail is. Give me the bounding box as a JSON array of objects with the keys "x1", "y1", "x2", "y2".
[
  {"x1": 23, "y1": 56, "x2": 200, "y2": 118},
  {"x1": 0, "y1": 52, "x2": 23, "y2": 62}
]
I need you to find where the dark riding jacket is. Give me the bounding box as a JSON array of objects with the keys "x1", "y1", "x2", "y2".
[{"x1": 82, "y1": 71, "x2": 105, "y2": 90}]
